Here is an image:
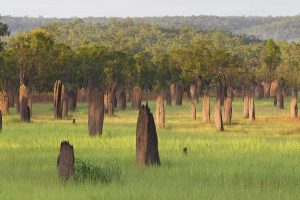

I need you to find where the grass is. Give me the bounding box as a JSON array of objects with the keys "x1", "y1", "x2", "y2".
[{"x1": 0, "y1": 97, "x2": 300, "y2": 199}]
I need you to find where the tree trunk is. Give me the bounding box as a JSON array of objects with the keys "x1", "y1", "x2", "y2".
[
  {"x1": 224, "y1": 97, "x2": 232, "y2": 124},
  {"x1": 118, "y1": 89, "x2": 126, "y2": 110},
  {"x1": 107, "y1": 90, "x2": 114, "y2": 117},
  {"x1": 277, "y1": 92, "x2": 284, "y2": 109},
  {"x1": 28, "y1": 96, "x2": 32, "y2": 117},
  {"x1": 16, "y1": 96, "x2": 20, "y2": 114},
  {"x1": 202, "y1": 94, "x2": 210, "y2": 123},
  {"x1": 67, "y1": 90, "x2": 76, "y2": 111},
  {"x1": 273, "y1": 95, "x2": 277, "y2": 106},
  {"x1": 290, "y1": 96, "x2": 298, "y2": 118},
  {"x1": 170, "y1": 83, "x2": 175, "y2": 100},
  {"x1": 214, "y1": 97, "x2": 224, "y2": 131},
  {"x1": 243, "y1": 96, "x2": 250, "y2": 118},
  {"x1": 191, "y1": 102, "x2": 196, "y2": 120},
  {"x1": 217, "y1": 86, "x2": 225, "y2": 106},
  {"x1": 190, "y1": 84, "x2": 196, "y2": 101},
  {"x1": 175, "y1": 82, "x2": 183, "y2": 105},
  {"x1": 88, "y1": 87, "x2": 104, "y2": 136},
  {"x1": 165, "y1": 88, "x2": 172, "y2": 106},
  {"x1": 84, "y1": 87, "x2": 91, "y2": 103},
  {"x1": 155, "y1": 93, "x2": 165, "y2": 128},
  {"x1": 104, "y1": 93, "x2": 108, "y2": 113},
  {"x1": 261, "y1": 81, "x2": 270, "y2": 98},
  {"x1": 77, "y1": 87, "x2": 85, "y2": 102},
  {"x1": 270, "y1": 80, "x2": 278, "y2": 97},
  {"x1": 112, "y1": 90, "x2": 117, "y2": 108},
  {"x1": 19, "y1": 84, "x2": 30, "y2": 122},
  {"x1": 132, "y1": 86, "x2": 142, "y2": 109},
  {"x1": 136, "y1": 104, "x2": 160, "y2": 166},
  {"x1": 249, "y1": 97, "x2": 255, "y2": 121},
  {"x1": 126, "y1": 90, "x2": 131, "y2": 103},
  {"x1": 0, "y1": 91, "x2": 9, "y2": 114},
  {"x1": 5, "y1": 80, "x2": 15, "y2": 107},
  {"x1": 196, "y1": 79, "x2": 202, "y2": 103},
  {"x1": 62, "y1": 94, "x2": 68, "y2": 117},
  {"x1": 53, "y1": 80, "x2": 64, "y2": 120},
  {"x1": 57, "y1": 141, "x2": 74, "y2": 181}
]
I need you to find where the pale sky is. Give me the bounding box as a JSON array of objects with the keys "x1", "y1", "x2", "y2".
[{"x1": 0, "y1": 0, "x2": 299, "y2": 18}]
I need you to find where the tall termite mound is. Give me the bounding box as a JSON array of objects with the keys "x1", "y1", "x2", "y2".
[
  {"x1": 19, "y1": 84, "x2": 30, "y2": 122},
  {"x1": 88, "y1": 87, "x2": 104, "y2": 136},
  {"x1": 136, "y1": 104, "x2": 160, "y2": 166},
  {"x1": 0, "y1": 91, "x2": 9, "y2": 114},
  {"x1": 57, "y1": 141, "x2": 74, "y2": 181},
  {"x1": 132, "y1": 86, "x2": 142, "y2": 109},
  {"x1": 53, "y1": 80, "x2": 64, "y2": 119}
]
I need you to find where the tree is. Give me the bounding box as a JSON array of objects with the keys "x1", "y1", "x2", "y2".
[
  {"x1": 262, "y1": 39, "x2": 282, "y2": 96},
  {"x1": 75, "y1": 44, "x2": 107, "y2": 136}
]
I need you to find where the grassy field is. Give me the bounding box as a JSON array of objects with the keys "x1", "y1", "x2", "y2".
[{"x1": 0, "y1": 97, "x2": 300, "y2": 199}]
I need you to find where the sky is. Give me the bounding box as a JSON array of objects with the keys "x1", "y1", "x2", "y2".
[{"x1": 0, "y1": 0, "x2": 299, "y2": 18}]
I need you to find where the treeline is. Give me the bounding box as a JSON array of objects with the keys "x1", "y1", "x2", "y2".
[
  {"x1": 1, "y1": 15, "x2": 300, "y2": 41},
  {"x1": 0, "y1": 20, "x2": 300, "y2": 134}
]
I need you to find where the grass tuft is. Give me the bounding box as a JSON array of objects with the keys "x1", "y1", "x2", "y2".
[{"x1": 74, "y1": 158, "x2": 121, "y2": 184}]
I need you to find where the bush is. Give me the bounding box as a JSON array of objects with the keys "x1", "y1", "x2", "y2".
[{"x1": 74, "y1": 158, "x2": 121, "y2": 184}]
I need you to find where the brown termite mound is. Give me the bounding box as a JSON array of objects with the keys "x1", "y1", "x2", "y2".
[
  {"x1": 107, "y1": 90, "x2": 114, "y2": 117},
  {"x1": 277, "y1": 91, "x2": 284, "y2": 109},
  {"x1": 136, "y1": 104, "x2": 160, "y2": 166},
  {"x1": 88, "y1": 87, "x2": 104, "y2": 136},
  {"x1": 175, "y1": 82, "x2": 183, "y2": 105},
  {"x1": 191, "y1": 102, "x2": 196, "y2": 120},
  {"x1": 53, "y1": 80, "x2": 64, "y2": 120},
  {"x1": 132, "y1": 86, "x2": 142, "y2": 109},
  {"x1": 57, "y1": 141, "x2": 74, "y2": 181},
  {"x1": 243, "y1": 95, "x2": 250, "y2": 118},
  {"x1": 67, "y1": 90, "x2": 77, "y2": 111},
  {"x1": 214, "y1": 97, "x2": 224, "y2": 131},
  {"x1": 224, "y1": 87, "x2": 233, "y2": 124},
  {"x1": 155, "y1": 94, "x2": 165, "y2": 128},
  {"x1": 290, "y1": 96, "x2": 298, "y2": 118},
  {"x1": 19, "y1": 84, "x2": 30, "y2": 122},
  {"x1": 249, "y1": 97, "x2": 255, "y2": 121},
  {"x1": 202, "y1": 94, "x2": 210, "y2": 123},
  {"x1": 224, "y1": 97, "x2": 232, "y2": 124},
  {"x1": 0, "y1": 91, "x2": 9, "y2": 114}
]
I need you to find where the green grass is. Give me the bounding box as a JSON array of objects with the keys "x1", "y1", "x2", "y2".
[{"x1": 0, "y1": 97, "x2": 300, "y2": 199}]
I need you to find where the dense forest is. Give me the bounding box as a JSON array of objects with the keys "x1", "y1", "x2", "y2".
[{"x1": 1, "y1": 15, "x2": 300, "y2": 41}]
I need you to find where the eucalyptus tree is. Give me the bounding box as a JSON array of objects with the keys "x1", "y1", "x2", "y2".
[
  {"x1": 75, "y1": 44, "x2": 107, "y2": 136},
  {"x1": 8, "y1": 29, "x2": 55, "y2": 121},
  {"x1": 103, "y1": 50, "x2": 135, "y2": 116},
  {"x1": 262, "y1": 39, "x2": 282, "y2": 98},
  {"x1": 277, "y1": 42, "x2": 300, "y2": 117},
  {"x1": 131, "y1": 52, "x2": 155, "y2": 109}
]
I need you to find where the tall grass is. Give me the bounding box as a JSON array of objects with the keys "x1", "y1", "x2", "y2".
[{"x1": 0, "y1": 98, "x2": 299, "y2": 199}]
